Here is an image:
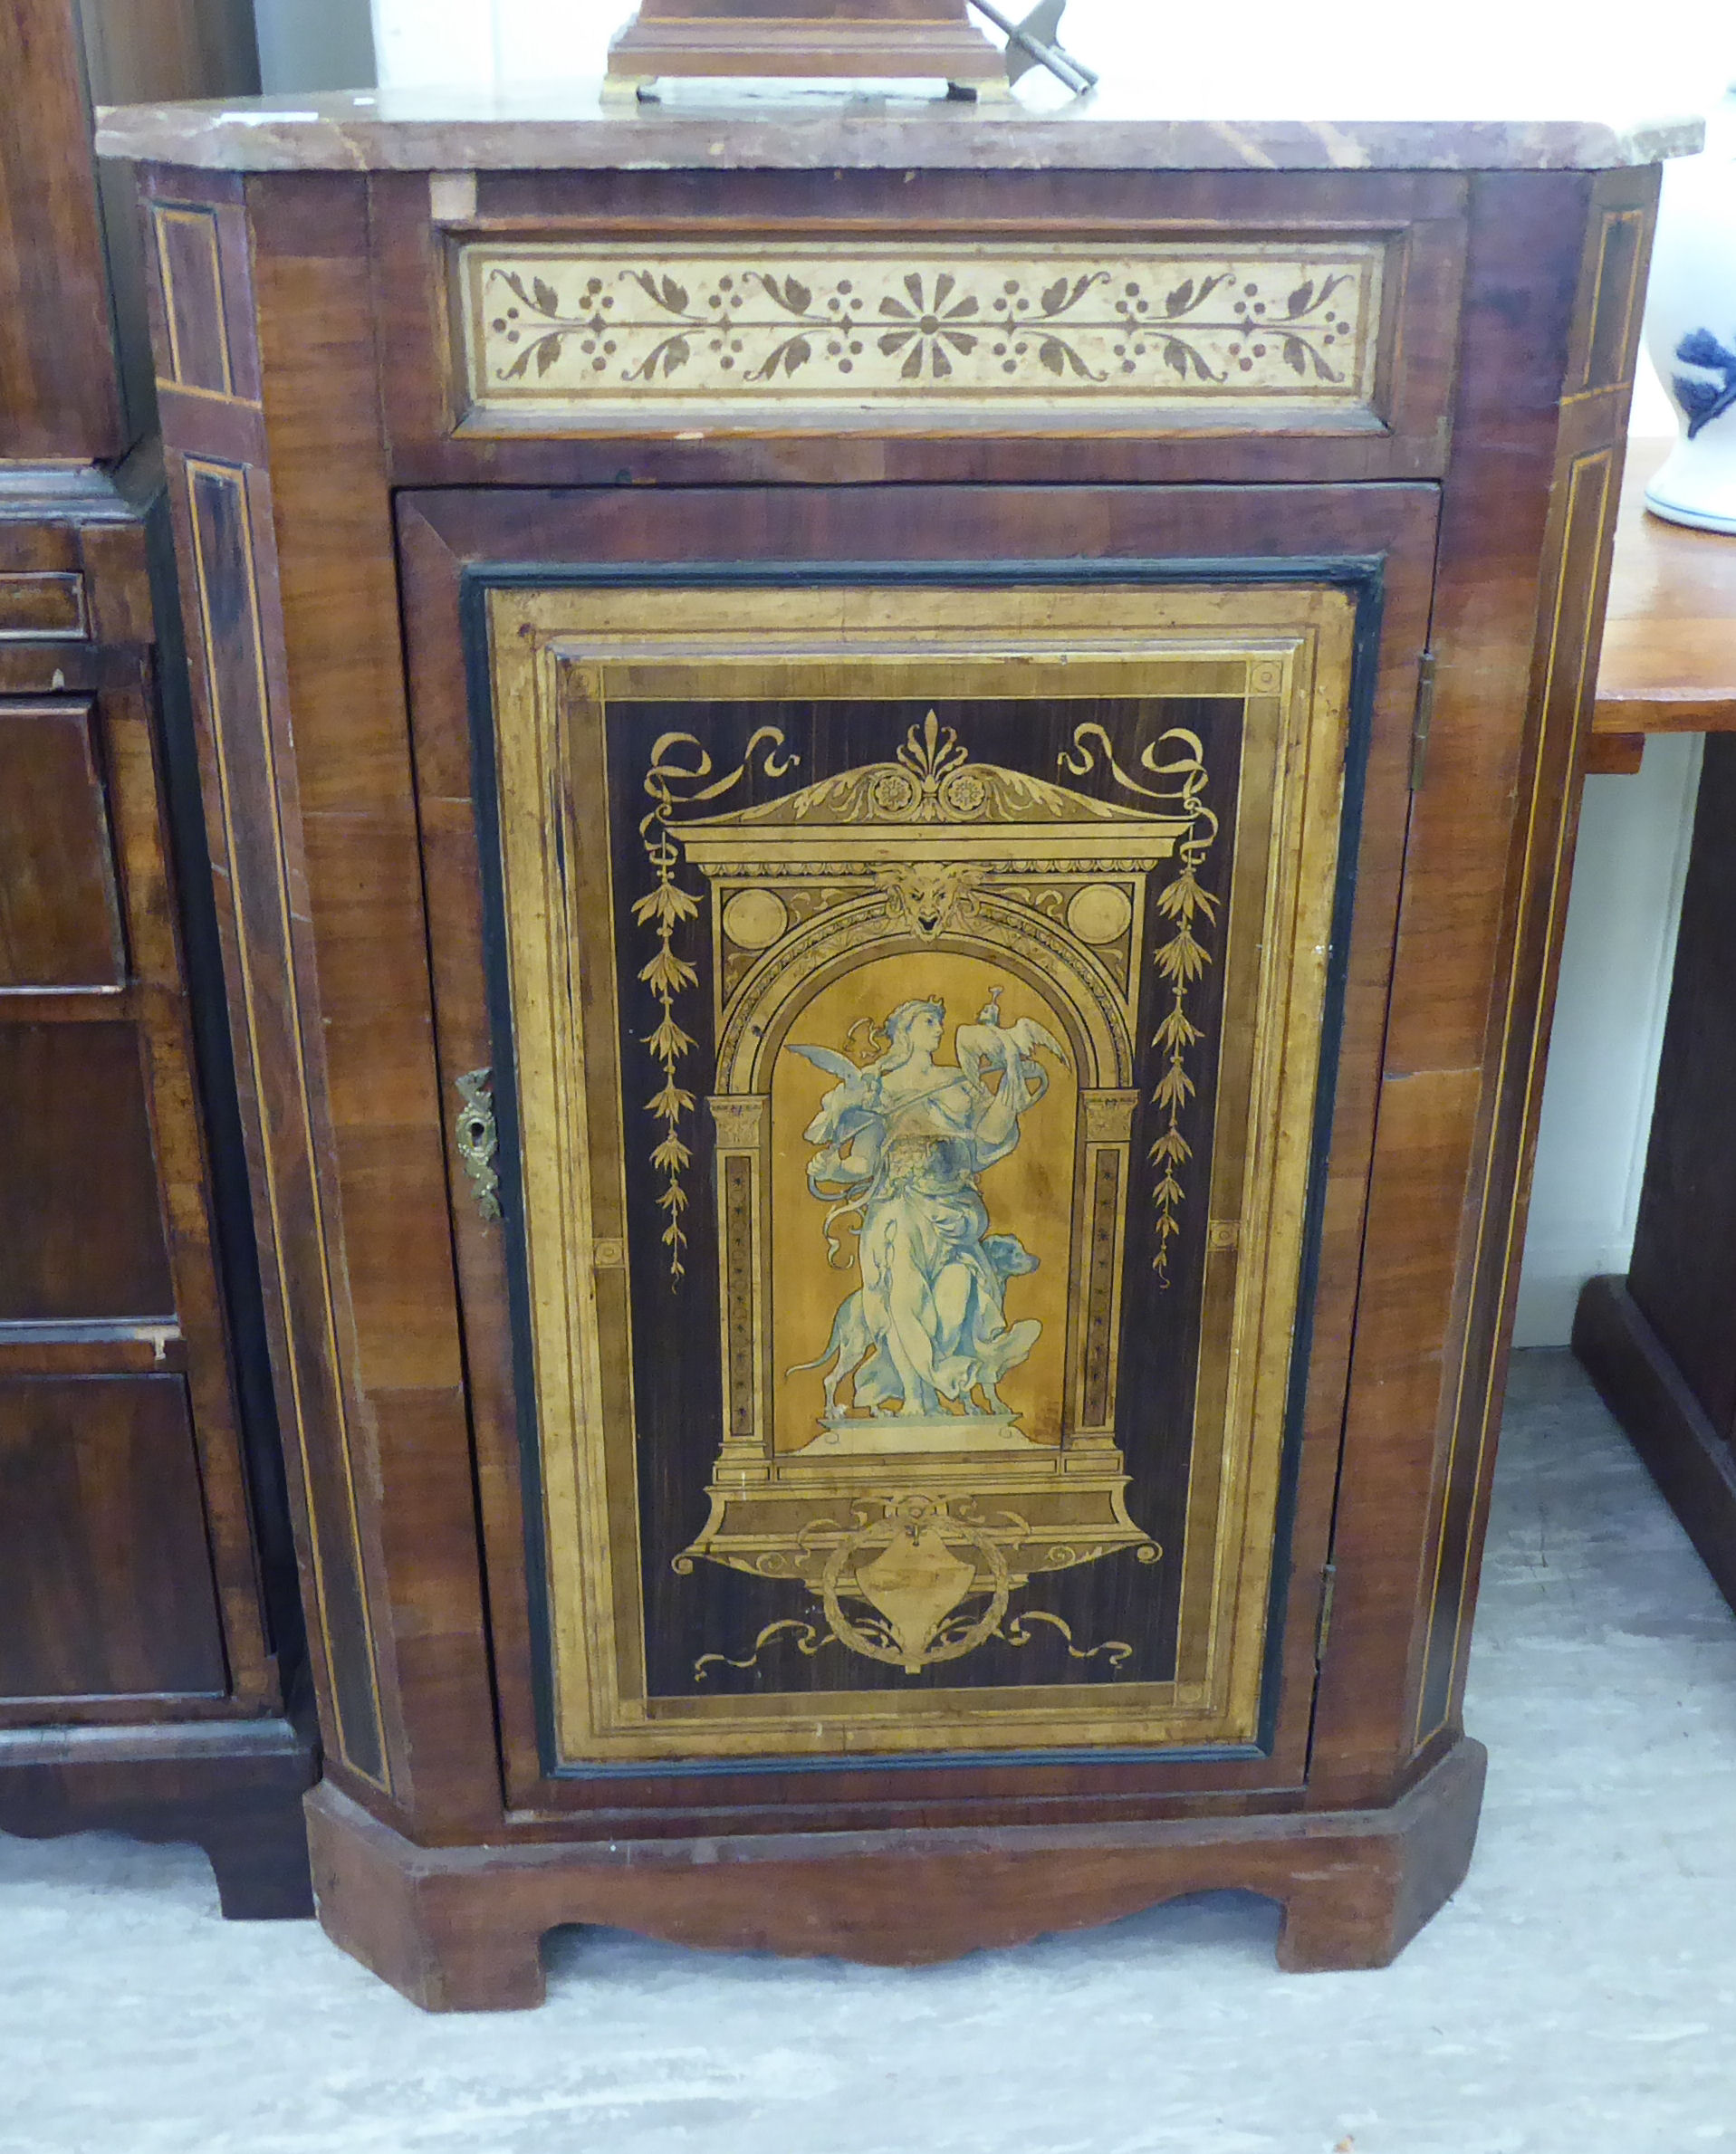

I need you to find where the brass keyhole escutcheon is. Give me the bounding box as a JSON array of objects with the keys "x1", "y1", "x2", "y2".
[{"x1": 454, "y1": 1067, "x2": 503, "y2": 1222}]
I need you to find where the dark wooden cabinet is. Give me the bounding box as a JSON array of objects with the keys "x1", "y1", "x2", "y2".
[
  {"x1": 101, "y1": 86, "x2": 1688, "y2": 2004},
  {"x1": 1577, "y1": 732, "x2": 1736, "y2": 1604},
  {"x1": 0, "y1": 1, "x2": 314, "y2": 1914}
]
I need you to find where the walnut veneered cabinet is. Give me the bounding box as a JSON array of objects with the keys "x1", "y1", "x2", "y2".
[
  {"x1": 1, "y1": 0, "x2": 314, "y2": 1919},
  {"x1": 100, "y1": 87, "x2": 1689, "y2": 2007}
]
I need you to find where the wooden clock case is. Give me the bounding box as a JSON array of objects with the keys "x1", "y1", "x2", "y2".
[{"x1": 97, "y1": 85, "x2": 1687, "y2": 2002}]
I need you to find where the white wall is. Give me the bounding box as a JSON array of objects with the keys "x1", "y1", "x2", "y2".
[
  {"x1": 369, "y1": 0, "x2": 629, "y2": 88},
  {"x1": 254, "y1": 0, "x2": 376, "y2": 92},
  {"x1": 1513, "y1": 733, "x2": 1703, "y2": 1345},
  {"x1": 363, "y1": 0, "x2": 1733, "y2": 103}
]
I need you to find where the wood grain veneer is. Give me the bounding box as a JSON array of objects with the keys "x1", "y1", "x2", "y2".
[
  {"x1": 116, "y1": 106, "x2": 1665, "y2": 2000},
  {"x1": 0, "y1": 0, "x2": 310, "y2": 1918}
]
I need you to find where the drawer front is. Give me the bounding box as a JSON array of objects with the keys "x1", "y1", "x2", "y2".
[
  {"x1": 0, "y1": 1374, "x2": 227, "y2": 1704},
  {"x1": 0, "y1": 701, "x2": 127, "y2": 991},
  {"x1": 368, "y1": 169, "x2": 1468, "y2": 483},
  {"x1": 456, "y1": 234, "x2": 1392, "y2": 436},
  {"x1": 0, "y1": 1022, "x2": 174, "y2": 1323},
  {"x1": 0, "y1": 572, "x2": 87, "y2": 640}
]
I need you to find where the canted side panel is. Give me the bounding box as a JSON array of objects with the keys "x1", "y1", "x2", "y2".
[
  {"x1": 175, "y1": 454, "x2": 390, "y2": 1790},
  {"x1": 1414, "y1": 165, "x2": 1658, "y2": 1747},
  {"x1": 154, "y1": 205, "x2": 236, "y2": 397},
  {"x1": 1311, "y1": 169, "x2": 1654, "y2": 1796},
  {"x1": 142, "y1": 166, "x2": 414, "y2": 1791},
  {"x1": 1415, "y1": 431, "x2": 1626, "y2": 1740},
  {"x1": 1305, "y1": 170, "x2": 1624, "y2": 1800},
  {"x1": 148, "y1": 189, "x2": 262, "y2": 412}
]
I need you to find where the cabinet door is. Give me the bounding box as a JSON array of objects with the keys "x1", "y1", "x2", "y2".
[{"x1": 399, "y1": 483, "x2": 1435, "y2": 1820}]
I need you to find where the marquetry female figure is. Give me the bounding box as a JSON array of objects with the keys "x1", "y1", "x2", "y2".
[{"x1": 788, "y1": 991, "x2": 1066, "y2": 1427}]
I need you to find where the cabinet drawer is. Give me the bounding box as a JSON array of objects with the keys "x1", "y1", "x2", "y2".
[
  {"x1": 0, "y1": 701, "x2": 127, "y2": 991},
  {"x1": 365, "y1": 169, "x2": 1469, "y2": 483},
  {"x1": 0, "y1": 1022, "x2": 173, "y2": 1322},
  {"x1": 0, "y1": 1374, "x2": 227, "y2": 1703},
  {"x1": 0, "y1": 572, "x2": 87, "y2": 640}
]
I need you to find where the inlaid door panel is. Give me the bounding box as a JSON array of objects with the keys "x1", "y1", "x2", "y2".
[{"x1": 398, "y1": 483, "x2": 1437, "y2": 1821}]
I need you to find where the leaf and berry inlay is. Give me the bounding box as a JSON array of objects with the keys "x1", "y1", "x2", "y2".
[
  {"x1": 638, "y1": 728, "x2": 797, "y2": 1279},
  {"x1": 469, "y1": 245, "x2": 1380, "y2": 411},
  {"x1": 1058, "y1": 724, "x2": 1220, "y2": 1284}
]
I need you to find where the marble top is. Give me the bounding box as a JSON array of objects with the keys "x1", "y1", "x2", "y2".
[{"x1": 93, "y1": 83, "x2": 1703, "y2": 174}]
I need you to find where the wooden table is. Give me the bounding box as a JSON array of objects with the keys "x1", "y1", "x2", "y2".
[
  {"x1": 1576, "y1": 438, "x2": 1736, "y2": 1609},
  {"x1": 1587, "y1": 437, "x2": 1736, "y2": 771}
]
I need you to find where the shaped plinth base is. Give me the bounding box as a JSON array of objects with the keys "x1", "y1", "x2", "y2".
[
  {"x1": 305, "y1": 1737, "x2": 1486, "y2": 2010},
  {"x1": 0, "y1": 1716, "x2": 318, "y2": 1919}
]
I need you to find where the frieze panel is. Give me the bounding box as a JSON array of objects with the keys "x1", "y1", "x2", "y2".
[{"x1": 456, "y1": 239, "x2": 1386, "y2": 430}]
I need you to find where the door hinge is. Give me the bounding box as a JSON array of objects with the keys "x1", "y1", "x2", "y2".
[
  {"x1": 1410, "y1": 650, "x2": 1438, "y2": 791},
  {"x1": 1315, "y1": 1563, "x2": 1338, "y2": 1662}
]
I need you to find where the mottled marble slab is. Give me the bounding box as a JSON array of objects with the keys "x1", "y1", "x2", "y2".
[{"x1": 93, "y1": 82, "x2": 1703, "y2": 174}]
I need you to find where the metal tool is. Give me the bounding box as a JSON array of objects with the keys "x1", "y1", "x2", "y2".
[{"x1": 967, "y1": 0, "x2": 1098, "y2": 95}]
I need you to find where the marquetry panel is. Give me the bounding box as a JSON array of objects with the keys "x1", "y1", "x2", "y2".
[
  {"x1": 1568, "y1": 202, "x2": 1651, "y2": 397},
  {"x1": 153, "y1": 203, "x2": 235, "y2": 394},
  {"x1": 454, "y1": 237, "x2": 1387, "y2": 433},
  {"x1": 468, "y1": 578, "x2": 1355, "y2": 1767}
]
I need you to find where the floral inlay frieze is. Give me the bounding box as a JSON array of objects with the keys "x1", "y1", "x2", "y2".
[{"x1": 457, "y1": 241, "x2": 1385, "y2": 419}]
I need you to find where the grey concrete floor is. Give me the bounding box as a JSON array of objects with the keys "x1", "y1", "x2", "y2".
[{"x1": 6, "y1": 1347, "x2": 1736, "y2": 2154}]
